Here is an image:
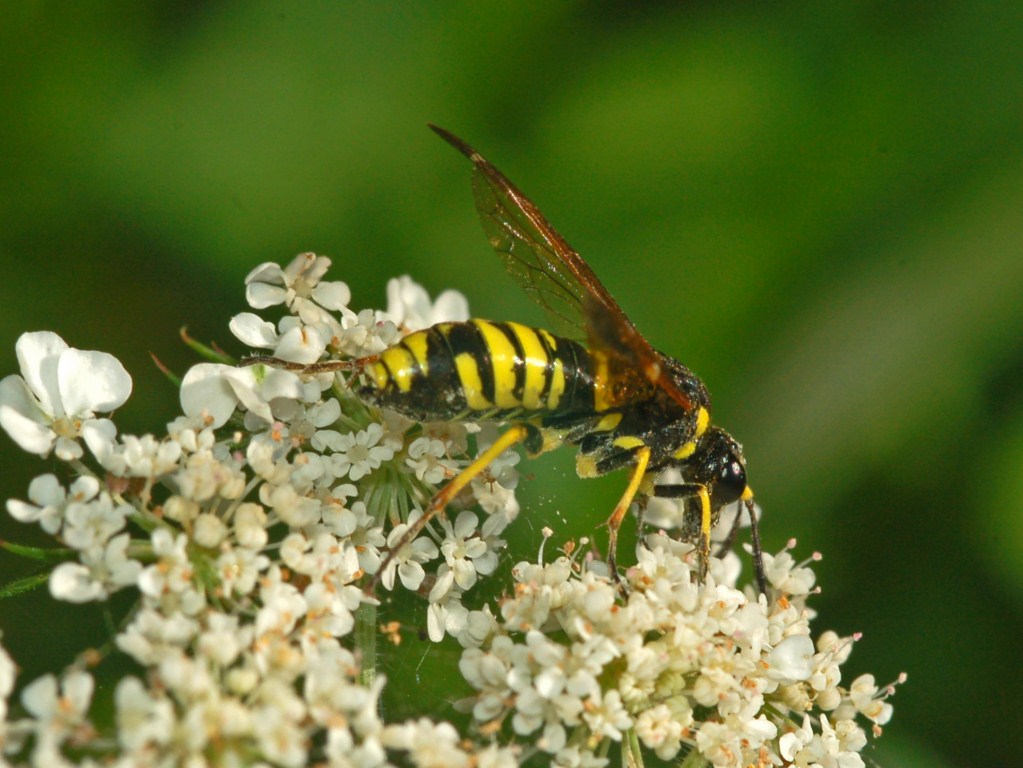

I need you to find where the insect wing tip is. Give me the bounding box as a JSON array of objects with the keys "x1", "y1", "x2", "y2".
[{"x1": 428, "y1": 123, "x2": 481, "y2": 162}]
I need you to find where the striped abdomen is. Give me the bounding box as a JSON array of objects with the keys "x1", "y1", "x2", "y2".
[{"x1": 362, "y1": 320, "x2": 596, "y2": 422}]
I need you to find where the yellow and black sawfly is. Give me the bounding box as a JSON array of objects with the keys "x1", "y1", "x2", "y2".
[{"x1": 256, "y1": 125, "x2": 767, "y2": 594}]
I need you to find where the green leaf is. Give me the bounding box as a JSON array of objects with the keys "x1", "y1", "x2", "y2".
[
  {"x1": 0, "y1": 571, "x2": 50, "y2": 599},
  {"x1": 0, "y1": 540, "x2": 75, "y2": 562},
  {"x1": 179, "y1": 327, "x2": 235, "y2": 365}
]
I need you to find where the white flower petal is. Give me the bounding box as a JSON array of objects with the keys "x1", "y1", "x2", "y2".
[
  {"x1": 57, "y1": 349, "x2": 132, "y2": 415},
  {"x1": 54, "y1": 435, "x2": 84, "y2": 461},
  {"x1": 180, "y1": 364, "x2": 239, "y2": 428},
  {"x1": 311, "y1": 280, "x2": 351, "y2": 311},
  {"x1": 0, "y1": 395, "x2": 55, "y2": 456},
  {"x1": 0, "y1": 374, "x2": 46, "y2": 420},
  {"x1": 245, "y1": 261, "x2": 286, "y2": 285},
  {"x1": 273, "y1": 325, "x2": 327, "y2": 364},
  {"x1": 26, "y1": 473, "x2": 64, "y2": 504},
  {"x1": 0, "y1": 643, "x2": 14, "y2": 699},
  {"x1": 21, "y1": 674, "x2": 58, "y2": 717},
  {"x1": 15, "y1": 331, "x2": 68, "y2": 416},
  {"x1": 384, "y1": 276, "x2": 469, "y2": 331},
  {"x1": 229, "y1": 312, "x2": 280, "y2": 348},
  {"x1": 385, "y1": 276, "x2": 427, "y2": 324},
  {"x1": 779, "y1": 731, "x2": 805, "y2": 761},
  {"x1": 258, "y1": 368, "x2": 307, "y2": 404},
  {"x1": 6, "y1": 498, "x2": 43, "y2": 523},
  {"x1": 220, "y1": 367, "x2": 303, "y2": 424},
  {"x1": 767, "y1": 635, "x2": 816, "y2": 684},
  {"x1": 432, "y1": 289, "x2": 470, "y2": 323},
  {"x1": 246, "y1": 281, "x2": 287, "y2": 309},
  {"x1": 82, "y1": 418, "x2": 119, "y2": 466},
  {"x1": 62, "y1": 670, "x2": 95, "y2": 712}
]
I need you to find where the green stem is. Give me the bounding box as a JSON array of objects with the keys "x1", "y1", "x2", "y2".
[
  {"x1": 623, "y1": 727, "x2": 645, "y2": 768},
  {"x1": 355, "y1": 600, "x2": 377, "y2": 688}
]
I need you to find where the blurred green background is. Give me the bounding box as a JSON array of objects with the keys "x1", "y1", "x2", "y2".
[{"x1": 1, "y1": 3, "x2": 1021, "y2": 766}]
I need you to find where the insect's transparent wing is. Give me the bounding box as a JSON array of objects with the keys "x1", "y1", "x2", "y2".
[
  {"x1": 433, "y1": 124, "x2": 694, "y2": 411},
  {"x1": 470, "y1": 170, "x2": 587, "y2": 340}
]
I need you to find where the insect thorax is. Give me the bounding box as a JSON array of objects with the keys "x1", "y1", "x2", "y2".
[{"x1": 555, "y1": 366, "x2": 711, "y2": 480}]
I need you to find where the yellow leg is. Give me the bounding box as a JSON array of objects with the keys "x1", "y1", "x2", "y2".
[
  {"x1": 365, "y1": 424, "x2": 530, "y2": 594},
  {"x1": 695, "y1": 485, "x2": 712, "y2": 581},
  {"x1": 605, "y1": 446, "x2": 651, "y2": 579}
]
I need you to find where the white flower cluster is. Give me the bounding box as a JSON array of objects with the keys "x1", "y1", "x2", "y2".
[
  {"x1": 0, "y1": 253, "x2": 899, "y2": 767},
  {"x1": 458, "y1": 536, "x2": 897, "y2": 767}
]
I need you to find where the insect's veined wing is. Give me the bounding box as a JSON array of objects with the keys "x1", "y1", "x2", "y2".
[{"x1": 430, "y1": 124, "x2": 694, "y2": 411}]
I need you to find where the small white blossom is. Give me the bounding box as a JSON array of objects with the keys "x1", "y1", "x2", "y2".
[
  {"x1": 439, "y1": 510, "x2": 497, "y2": 590},
  {"x1": 92, "y1": 432, "x2": 183, "y2": 477},
  {"x1": 245, "y1": 253, "x2": 352, "y2": 325},
  {"x1": 61, "y1": 492, "x2": 131, "y2": 553},
  {"x1": 0, "y1": 331, "x2": 131, "y2": 459},
  {"x1": 379, "y1": 512, "x2": 439, "y2": 591},
  {"x1": 21, "y1": 670, "x2": 95, "y2": 751},
  {"x1": 849, "y1": 673, "x2": 895, "y2": 725},
  {"x1": 765, "y1": 544, "x2": 818, "y2": 596},
  {"x1": 50, "y1": 532, "x2": 141, "y2": 602},
  {"x1": 138, "y1": 529, "x2": 201, "y2": 609},
  {"x1": 405, "y1": 435, "x2": 455, "y2": 484},
  {"x1": 322, "y1": 423, "x2": 394, "y2": 482},
  {"x1": 635, "y1": 703, "x2": 688, "y2": 760},
  {"x1": 384, "y1": 274, "x2": 469, "y2": 332},
  {"x1": 382, "y1": 718, "x2": 469, "y2": 768},
  {"x1": 337, "y1": 307, "x2": 400, "y2": 357},
  {"x1": 0, "y1": 634, "x2": 15, "y2": 702},
  {"x1": 181, "y1": 362, "x2": 306, "y2": 427},
  {"x1": 231, "y1": 312, "x2": 332, "y2": 367},
  {"x1": 115, "y1": 676, "x2": 175, "y2": 754},
  {"x1": 6, "y1": 473, "x2": 99, "y2": 535},
  {"x1": 49, "y1": 561, "x2": 107, "y2": 603}
]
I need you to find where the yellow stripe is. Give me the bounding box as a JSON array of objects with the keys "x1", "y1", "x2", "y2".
[
  {"x1": 673, "y1": 441, "x2": 697, "y2": 460},
  {"x1": 694, "y1": 406, "x2": 710, "y2": 438},
  {"x1": 474, "y1": 321, "x2": 520, "y2": 409},
  {"x1": 613, "y1": 435, "x2": 645, "y2": 451},
  {"x1": 673, "y1": 407, "x2": 711, "y2": 460},
  {"x1": 538, "y1": 330, "x2": 567, "y2": 410},
  {"x1": 595, "y1": 413, "x2": 622, "y2": 432},
  {"x1": 509, "y1": 323, "x2": 548, "y2": 410},
  {"x1": 538, "y1": 329, "x2": 558, "y2": 348},
  {"x1": 547, "y1": 356, "x2": 566, "y2": 410},
  {"x1": 403, "y1": 331, "x2": 430, "y2": 375},
  {"x1": 368, "y1": 361, "x2": 390, "y2": 390},
  {"x1": 455, "y1": 352, "x2": 491, "y2": 410},
  {"x1": 379, "y1": 346, "x2": 417, "y2": 393},
  {"x1": 591, "y1": 351, "x2": 614, "y2": 412}
]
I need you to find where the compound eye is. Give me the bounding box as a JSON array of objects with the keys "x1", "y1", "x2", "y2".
[{"x1": 712, "y1": 455, "x2": 747, "y2": 507}]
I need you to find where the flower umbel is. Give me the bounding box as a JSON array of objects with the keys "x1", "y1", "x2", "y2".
[
  {"x1": 0, "y1": 253, "x2": 899, "y2": 767},
  {"x1": 457, "y1": 535, "x2": 898, "y2": 766}
]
